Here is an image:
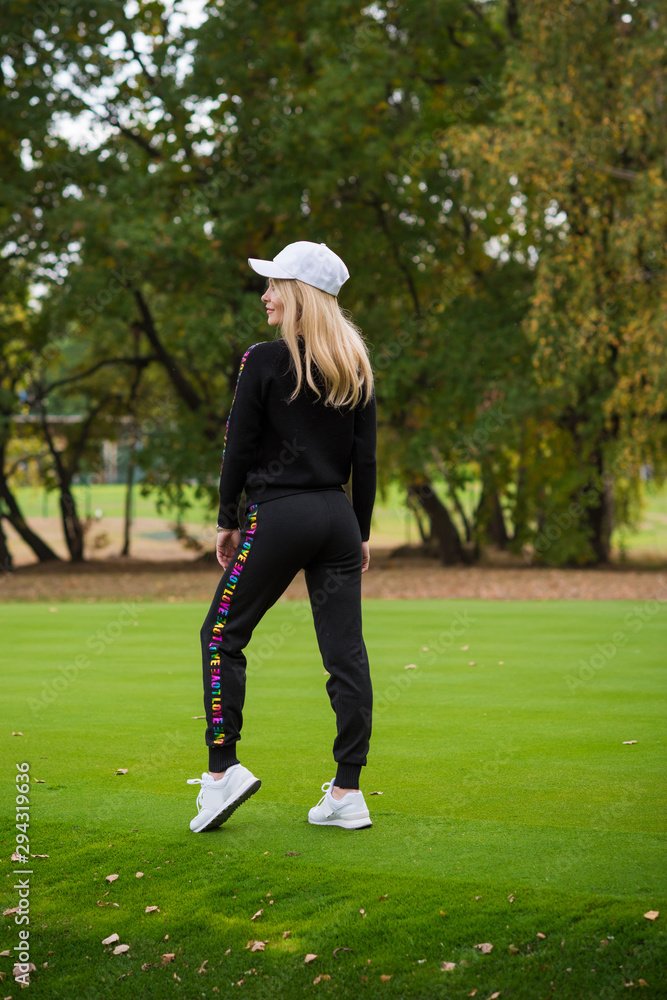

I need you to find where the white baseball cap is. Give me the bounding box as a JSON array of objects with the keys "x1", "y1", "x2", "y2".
[{"x1": 248, "y1": 241, "x2": 350, "y2": 296}]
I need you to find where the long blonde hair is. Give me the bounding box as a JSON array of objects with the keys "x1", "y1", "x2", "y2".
[{"x1": 271, "y1": 278, "x2": 374, "y2": 408}]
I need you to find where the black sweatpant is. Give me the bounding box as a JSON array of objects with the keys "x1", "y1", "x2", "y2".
[{"x1": 199, "y1": 489, "x2": 372, "y2": 790}]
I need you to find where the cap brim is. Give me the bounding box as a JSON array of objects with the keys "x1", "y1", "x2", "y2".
[{"x1": 247, "y1": 257, "x2": 294, "y2": 280}]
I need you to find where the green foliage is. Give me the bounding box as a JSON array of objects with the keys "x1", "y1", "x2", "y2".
[{"x1": 0, "y1": 0, "x2": 663, "y2": 564}]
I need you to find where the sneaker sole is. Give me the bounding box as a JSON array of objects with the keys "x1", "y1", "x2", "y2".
[
  {"x1": 191, "y1": 777, "x2": 262, "y2": 833},
  {"x1": 308, "y1": 815, "x2": 372, "y2": 830}
]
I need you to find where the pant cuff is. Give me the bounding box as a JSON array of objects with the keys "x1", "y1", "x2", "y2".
[
  {"x1": 334, "y1": 763, "x2": 362, "y2": 789},
  {"x1": 208, "y1": 746, "x2": 240, "y2": 772}
]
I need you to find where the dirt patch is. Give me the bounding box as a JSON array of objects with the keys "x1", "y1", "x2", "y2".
[{"x1": 2, "y1": 549, "x2": 665, "y2": 603}]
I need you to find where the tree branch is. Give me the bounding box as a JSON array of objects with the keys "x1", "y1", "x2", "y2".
[
  {"x1": 132, "y1": 289, "x2": 204, "y2": 412},
  {"x1": 32, "y1": 356, "x2": 156, "y2": 401}
]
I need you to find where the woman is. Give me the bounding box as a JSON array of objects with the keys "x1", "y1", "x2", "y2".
[{"x1": 187, "y1": 241, "x2": 376, "y2": 833}]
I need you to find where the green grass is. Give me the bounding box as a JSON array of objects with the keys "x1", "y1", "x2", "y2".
[{"x1": 1, "y1": 600, "x2": 666, "y2": 998}]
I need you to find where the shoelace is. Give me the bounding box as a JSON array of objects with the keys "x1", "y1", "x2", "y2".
[
  {"x1": 187, "y1": 775, "x2": 213, "y2": 811},
  {"x1": 314, "y1": 779, "x2": 335, "y2": 810}
]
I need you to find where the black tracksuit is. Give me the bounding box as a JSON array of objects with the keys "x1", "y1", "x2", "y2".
[{"x1": 200, "y1": 339, "x2": 376, "y2": 789}]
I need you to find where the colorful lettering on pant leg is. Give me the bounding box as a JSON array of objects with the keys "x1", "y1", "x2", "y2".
[{"x1": 208, "y1": 505, "x2": 259, "y2": 745}]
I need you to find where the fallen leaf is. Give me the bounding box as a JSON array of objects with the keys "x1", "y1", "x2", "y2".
[
  {"x1": 192, "y1": 715, "x2": 206, "y2": 719},
  {"x1": 141, "y1": 962, "x2": 157, "y2": 970},
  {"x1": 136, "y1": 872, "x2": 144, "y2": 878},
  {"x1": 369, "y1": 791, "x2": 383, "y2": 795},
  {"x1": 246, "y1": 940, "x2": 265, "y2": 952},
  {"x1": 115, "y1": 769, "x2": 128, "y2": 775},
  {"x1": 378, "y1": 894, "x2": 388, "y2": 901},
  {"x1": 468, "y1": 660, "x2": 476, "y2": 666},
  {"x1": 508, "y1": 944, "x2": 520, "y2": 954},
  {"x1": 224, "y1": 947, "x2": 231, "y2": 955},
  {"x1": 12, "y1": 731, "x2": 23, "y2": 736},
  {"x1": 145, "y1": 906, "x2": 160, "y2": 913},
  {"x1": 0, "y1": 950, "x2": 11, "y2": 957},
  {"x1": 644, "y1": 910, "x2": 659, "y2": 921},
  {"x1": 638, "y1": 979, "x2": 648, "y2": 987},
  {"x1": 421, "y1": 646, "x2": 429, "y2": 651},
  {"x1": 380, "y1": 974, "x2": 392, "y2": 982},
  {"x1": 441, "y1": 961, "x2": 456, "y2": 971},
  {"x1": 31, "y1": 853, "x2": 49, "y2": 858},
  {"x1": 507, "y1": 894, "x2": 515, "y2": 903},
  {"x1": 473, "y1": 942, "x2": 493, "y2": 954},
  {"x1": 282, "y1": 931, "x2": 291, "y2": 939},
  {"x1": 34, "y1": 778, "x2": 45, "y2": 783},
  {"x1": 3, "y1": 907, "x2": 19, "y2": 916},
  {"x1": 313, "y1": 974, "x2": 331, "y2": 984},
  {"x1": 468, "y1": 992, "x2": 478, "y2": 998},
  {"x1": 101, "y1": 933, "x2": 119, "y2": 946},
  {"x1": 237, "y1": 977, "x2": 245, "y2": 986},
  {"x1": 404, "y1": 664, "x2": 417, "y2": 669},
  {"x1": 174, "y1": 972, "x2": 181, "y2": 981},
  {"x1": 489, "y1": 993, "x2": 502, "y2": 999},
  {"x1": 304, "y1": 953, "x2": 318, "y2": 964},
  {"x1": 622, "y1": 740, "x2": 637, "y2": 745},
  {"x1": 105, "y1": 873, "x2": 119, "y2": 883},
  {"x1": 333, "y1": 947, "x2": 353, "y2": 958},
  {"x1": 536, "y1": 932, "x2": 546, "y2": 939},
  {"x1": 198, "y1": 959, "x2": 208, "y2": 974},
  {"x1": 359, "y1": 908, "x2": 366, "y2": 917},
  {"x1": 461, "y1": 644, "x2": 469, "y2": 650},
  {"x1": 113, "y1": 944, "x2": 130, "y2": 955},
  {"x1": 162, "y1": 953, "x2": 176, "y2": 964},
  {"x1": 10, "y1": 852, "x2": 20, "y2": 862},
  {"x1": 475, "y1": 895, "x2": 482, "y2": 901},
  {"x1": 251, "y1": 909, "x2": 263, "y2": 920},
  {"x1": 13, "y1": 962, "x2": 36, "y2": 977},
  {"x1": 284, "y1": 851, "x2": 301, "y2": 856}
]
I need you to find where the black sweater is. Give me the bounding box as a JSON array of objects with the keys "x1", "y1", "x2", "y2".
[{"x1": 217, "y1": 339, "x2": 377, "y2": 541}]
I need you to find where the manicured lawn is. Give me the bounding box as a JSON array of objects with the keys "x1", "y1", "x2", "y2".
[{"x1": 1, "y1": 600, "x2": 665, "y2": 998}]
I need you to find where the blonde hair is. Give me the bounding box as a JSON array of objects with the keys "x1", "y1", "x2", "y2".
[{"x1": 271, "y1": 278, "x2": 373, "y2": 408}]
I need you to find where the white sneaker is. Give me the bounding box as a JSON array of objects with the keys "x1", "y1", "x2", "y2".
[
  {"x1": 187, "y1": 764, "x2": 261, "y2": 832},
  {"x1": 307, "y1": 779, "x2": 372, "y2": 830}
]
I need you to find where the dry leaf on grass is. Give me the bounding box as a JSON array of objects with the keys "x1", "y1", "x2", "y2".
[
  {"x1": 141, "y1": 962, "x2": 157, "y2": 971},
  {"x1": 115, "y1": 769, "x2": 128, "y2": 775},
  {"x1": 198, "y1": 960, "x2": 208, "y2": 974},
  {"x1": 13, "y1": 962, "x2": 36, "y2": 978},
  {"x1": 12, "y1": 731, "x2": 23, "y2": 736},
  {"x1": 378, "y1": 894, "x2": 388, "y2": 901},
  {"x1": 192, "y1": 715, "x2": 206, "y2": 719},
  {"x1": 359, "y1": 908, "x2": 366, "y2": 917},
  {"x1": 473, "y1": 942, "x2": 493, "y2": 954},
  {"x1": 304, "y1": 953, "x2": 318, "y2": 964},
  {"x1": 461, "y1": 644, "x2": 469, "y2": 651},
  {"x1": 105, "y1": 873, "x2": 119, "y2": 883},
  {"x1": 638, "y1": 979, "x2": 648, "y2": 987},
  {"x1": 246, "y1": 941, "x2": 266, "y2": 952},
  {"x1": 468, "y1": 660, "x2": 476, "y2": 666},
  {"x1": 282, "y1": 931, "x2": 291, "y2": 939},
  {"x1": 3, "y1": 907, "x2": 19, "y2": 917},
  {"x1": 404, "y1": 664, "x2": 417, "y2": 670},
  {"x1": 313, "y1": 974, "x2": 331, "y2": 984},
  {"x1": 441, "y1": 962, "x2": 456, "y2": 971},
  {"x1": 113, "y1": 944, "x2": 130, "y2": 955},
  {"x1": 0, "y1": 949, "x2": 11, "y2": 957},
  {"x1": 508, "y1": 944, "x2": 520, "y2": 954},
  {"x1": 468, "y1": 991, "x2": 478, "y2": 998},
  {"x1": 475, "y1": 895, "x2": 482, "y2": 901},
  {"x1": 622, "y1": 740, "x2": 637, "y2": 745},
  {"x1": 10, "y1": 852, "x2": 21, "y2": 862},
  {"x1": 145, "y1": 906, "x2": 160, "y2": 914},
  {"x1": 162, "y1": 953, "x2": 176, "y2": 964},
  {"x1": 102, "y1": 933, "x2": 119, "y2": 946},
  {"x1": 31, "y1": 853, "x2": 49, "y2": 858},
  {"x1": 380, "y1": 974, "x2": 392, "y2": 982},
  {"x1": 536, "y1": 932, "x2": 546, "y2": 939},
  {"x1": 251, "y1": 909, "x2": 263, "y2": 920},
  {"x1": 34, "y1": 778, "x2": 45, "y2": 783},
  {"x1": 136, "y1": 872, "x2": 144, "y2": 878},
  {"x1": 488, "y1": 993, "x2": 502, "y2": 999},
  {"x1": 333, "y1": 947, "x2": 353, "y2": 958},
  {"x1": 369, "y1": 791, "x2": 383, "y2": 796},
  {"x1": 507, "y1": 894, "x2": 515, "y2": 903},
  {"x1": 644, "y1": 910, "x2": 659, "y2": 921},
  {"x1": 285, "y1": 851, "x2": 301, "y2": 856},
  {"x1": 224, "y1": 948, "x2": 231, "y2": 956}
]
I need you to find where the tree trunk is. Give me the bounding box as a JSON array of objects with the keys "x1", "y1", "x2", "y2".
[
  {"x1": 583, "y1": 470, "x2": 613, "y2": 564},
  {"x1": 477, "y1": 486, "x2": 509, "y2": 549},
  {"x1": 408, "y1": 482, "x2": 465, "y2": 565},
  {"x1": 120, "y1": 451, "x2": 135, "y2": 557},
  {"x1": 60, "y1": 484, "x2": 85, "y2": 562},
  {"x1": 0, "y1": 517, "x2": 13, "y2": 576},
  {"x1": 0, "y1": 479, "x2": 61, "y2": 562}
]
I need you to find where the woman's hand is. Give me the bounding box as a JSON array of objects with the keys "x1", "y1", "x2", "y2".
[
  {"x1": 216, "y1": 528, "x2": 241, "y2": 570},
  {"x1": 361, "y1": 541, "x2": 370, "y2": 573}
]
